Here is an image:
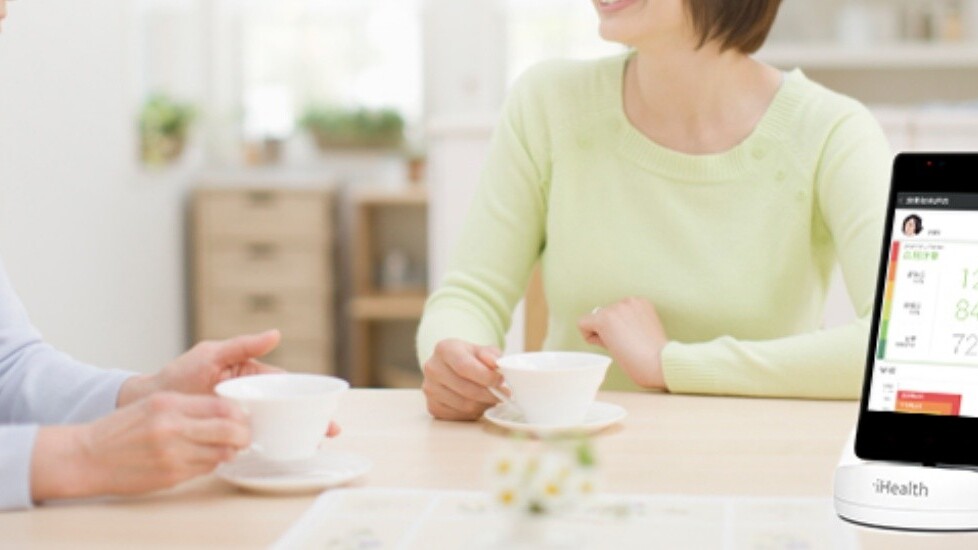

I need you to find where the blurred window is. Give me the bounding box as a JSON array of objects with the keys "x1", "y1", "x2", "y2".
[
  {"x1": 139, "y1": 0, "x2": 621, "y2": 145},
  {"x1": 237, "y1": 0, "x2": 423, "y2": 139},
  {"x1": 502, "y1": 0, "x2": 625, "y2": 84}
]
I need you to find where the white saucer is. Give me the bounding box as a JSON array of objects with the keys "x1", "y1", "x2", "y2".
[
  {"x1": 216, "y1": 448, "x2": 371, "y2": 494},
  {"x1": 483, "y1": 401, "x2": 626, "y2": 436}
]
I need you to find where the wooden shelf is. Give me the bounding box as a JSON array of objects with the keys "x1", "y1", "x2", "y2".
[
  {"x1": 350, "y1": 186, "x2": 429, "y2": 387},
  {"x1": 350, "y1": 294, "x2": 427, "y2": 320},
  {"x1": 353, "y1": 186, "x2": 428, "y2": 206},
  {"x1": 758, "y1": 43, "x2": 978, "y2": 70}
]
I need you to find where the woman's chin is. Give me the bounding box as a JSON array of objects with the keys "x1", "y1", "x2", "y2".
[{"x1": 597, "y1": 22, "x2": 638, "y2": 45}]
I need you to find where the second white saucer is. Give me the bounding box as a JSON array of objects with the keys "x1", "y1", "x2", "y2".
[
  {"x1": 483, "y1": 401, "x2": 626, "y2": 436},
  {"x1": 217, "y1": 448, "x2": 371, "y2": 494}
]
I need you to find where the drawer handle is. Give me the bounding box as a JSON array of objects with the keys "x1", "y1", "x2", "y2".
[
  {"x1": 247, "y1": 191, "x2": 276, "y2": 206},
  {"x1": 247, "y1": 242, "x2": 277, "y2": 259},
  {"x1": 247, "y1": 294, "x2": 278, "y2": 312}
]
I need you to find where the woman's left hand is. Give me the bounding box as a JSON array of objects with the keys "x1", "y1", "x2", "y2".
[{"x1": 577, "y1": 297, "x2": 669, "y2": 390}]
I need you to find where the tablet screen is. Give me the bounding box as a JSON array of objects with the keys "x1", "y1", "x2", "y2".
[
  {"x1": 855, "y1": 154, "x2": 978, "y2": 465},
  {"x1": 867, "y1": 192, "x2": 978, "y2": 417}
]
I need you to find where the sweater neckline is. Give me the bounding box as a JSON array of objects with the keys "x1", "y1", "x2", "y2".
[{"x1": 607, "y1": 53, "x2": 805, "y2": 182}]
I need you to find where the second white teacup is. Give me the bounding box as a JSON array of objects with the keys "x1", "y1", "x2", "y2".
[
  {"x1": 495, "y1": 352, "x2": 611, "y2": 426},
  {"x1": 215, "y1": 373, "x2": 349, "y2": 462}
]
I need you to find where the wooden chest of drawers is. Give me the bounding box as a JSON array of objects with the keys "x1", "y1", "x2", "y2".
[{"x1": 191, "y1": 188, "x2": 335, "y2": 374}]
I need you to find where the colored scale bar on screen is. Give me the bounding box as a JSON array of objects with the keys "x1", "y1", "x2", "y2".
[
  {"x1": 895, "y1": 391, "x2": 962, "y2": 416},
  {"x1": 877, "y1": 241, "x2": 900, "y2": 359}
]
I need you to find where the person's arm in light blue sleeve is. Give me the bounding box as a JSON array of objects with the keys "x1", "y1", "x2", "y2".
[
  {"x1": 0, "y1": 425, "x2": 39, "y2": 511},
  {"x1": 0, "y1": 257, "x2": 134, "y2": 425},
  {"x1": 0, "y1": 255, "x2": 327, "y2": 511},
  {"x1": 0, "y1": 342, "x2": 133, "y2": 425},
  {"x1": 0, "y1": 257, "x2": 135, "y2": 510}
]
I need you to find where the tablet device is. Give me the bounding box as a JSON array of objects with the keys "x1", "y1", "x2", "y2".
[{"x1": 856, "y1": 153, "x2": 978, "y2": 466}]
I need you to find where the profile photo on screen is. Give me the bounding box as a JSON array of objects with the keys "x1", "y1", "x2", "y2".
[{"x1": 902, "y1": 214, "x2": 923, "y2": 237}]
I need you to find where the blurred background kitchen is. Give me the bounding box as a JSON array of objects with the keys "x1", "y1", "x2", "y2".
[{"x1": 1, "y1": 0, "x2": 977, "y2": 388}]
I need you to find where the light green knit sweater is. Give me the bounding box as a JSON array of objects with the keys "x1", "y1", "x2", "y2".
[{"x1": 417, "y1": 54, "x2": 892, "y2": 398}]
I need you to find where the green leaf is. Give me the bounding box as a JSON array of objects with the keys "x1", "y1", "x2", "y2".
[{"x1": 576, "y1": 440, "x2": 596, "y2": 468}]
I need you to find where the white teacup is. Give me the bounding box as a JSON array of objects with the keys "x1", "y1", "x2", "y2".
[
  {"x1": 495, "y1": 352, "x2": 611, "y2": 426},
  {"x1": 215, "y1": 373, "x2": 349, "y2": 461}
]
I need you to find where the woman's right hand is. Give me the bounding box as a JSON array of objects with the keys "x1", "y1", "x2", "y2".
[
  {"x1": 422, "y1": 339, "x2": 504, "y2": 421},
  {"x1": 30, "y1": 392, "x2": 250, "y2": 501}
]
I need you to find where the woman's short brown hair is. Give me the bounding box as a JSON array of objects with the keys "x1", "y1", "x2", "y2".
[{"x1": 686, "y1": 0, "x2": 782, "y2": 54}]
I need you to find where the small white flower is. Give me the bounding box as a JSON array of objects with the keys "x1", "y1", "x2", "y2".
[
  {"x1": 567, "y1": 468, "x2": 599, "y2": 501},
  {"x1": 527, "y1": 451, "x2": 576, "y2": 514},
  {"x1": 494, "y1": 481, "x2": 526, "y2": 510},
  {"x1": 485, "y1": 438, "x2": 600, "y2": 518},
  {"x1": 487, "y1": 449, "x2": 526, "y2": 484}
]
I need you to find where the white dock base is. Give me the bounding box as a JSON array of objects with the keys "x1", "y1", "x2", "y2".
[{"x1": 834, "y1": 431, "x2": 978, "y2": 531}]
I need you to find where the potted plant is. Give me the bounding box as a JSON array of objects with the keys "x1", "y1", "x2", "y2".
[
  {"x1": 299, "y1": 105, "x2": 405, "y2": 151},
  {"x1": 139, "y1": 93, "x2": 195, "y2": 167}
]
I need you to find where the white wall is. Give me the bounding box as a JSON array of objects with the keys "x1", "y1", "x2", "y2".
[
  {"x1": 0, "y1": 1, "x2": 190, "y2": 372},
  {"x1": 422, "y1": 0, "x2": 506, "y2": 120}
]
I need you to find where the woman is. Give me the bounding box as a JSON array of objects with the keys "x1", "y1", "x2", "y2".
[
  {"x1": 417, "y1": 0, "x2": 891, "y2": 420},
  {"x1": 902, "y1": 214, "x2": 922, "y2": 237},
  {"x1": 0, "y1": 1, "x2": 337, "y2": 511}
]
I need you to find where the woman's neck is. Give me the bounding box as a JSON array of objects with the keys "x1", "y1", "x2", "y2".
[{"x1": 623, "y1": 42, "x2": 783, "y2": 155}]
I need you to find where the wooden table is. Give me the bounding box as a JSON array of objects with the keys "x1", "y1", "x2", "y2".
[{"x1": 2, "y1": 389, "x2": 977, "y2": 548}]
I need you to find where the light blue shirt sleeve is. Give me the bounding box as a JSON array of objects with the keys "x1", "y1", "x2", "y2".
[{"x1": 0, "y1": 256, "x2": 134, "y2": 511}]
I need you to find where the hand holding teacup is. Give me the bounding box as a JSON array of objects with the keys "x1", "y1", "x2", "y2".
[
  {"x1": 121, "y1": 330, "x2": 343, "y2": 444},
  {"x1": 422, "y1": 339, "x2": 506, "y2": 421},
  {"x1": 29, "y1": 336, "x2": 345, "y2": 503},
  {"x1": 422, "y1": 336, "x2": 612, "y2": 426}
]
